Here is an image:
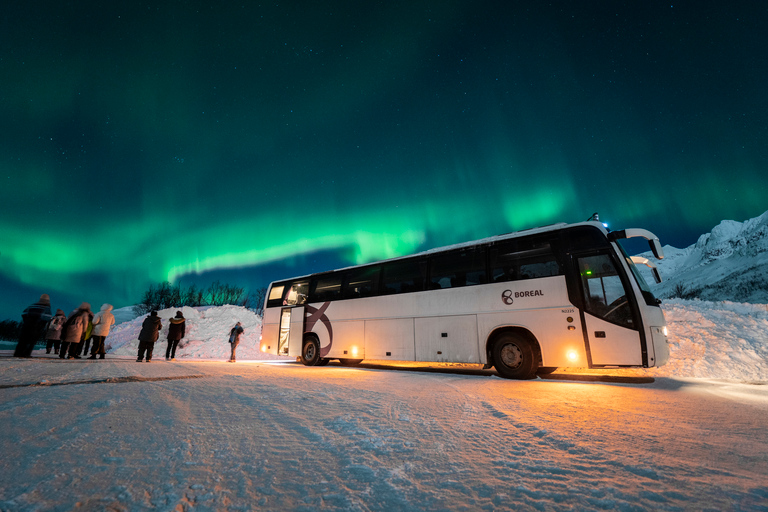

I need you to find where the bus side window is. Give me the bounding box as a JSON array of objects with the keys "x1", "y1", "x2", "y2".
[
  {"x1": 428, "y1": 247, "x2": 487, "y2": 289},
  {"x1": 310, "y1": 274, "x2": 343, "y2": 302},
  {"x1": 267, "y1": 285, "x2": 285, "y2": 308},
  {"x1": 490, "y1": 240, "x2": 561, "y2": 282},
  {"x1": 343, "y1": 266, "x2": 380, "y2": 299},
  {"x1": 283, "y1": 281, "x2": 308, "y2": 305},
  {"x1": 381, "y1": 259, "x2": 426, "y2": 295}
]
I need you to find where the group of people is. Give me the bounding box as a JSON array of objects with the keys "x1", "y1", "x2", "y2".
[
  {"x1": 135, "y1": 310, "x2": 187, "y2": 362},
  {"x1": 14, "y1": 294, "x2": 115, "y2": 360},
  {"x1": 134, "y1": 311, "x2": 243, "y2": 362},
  {"x1": 14, "y1": 294, "x2": 245, "y2": 362}
]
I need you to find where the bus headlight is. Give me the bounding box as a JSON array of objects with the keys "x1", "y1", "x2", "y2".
[{"x1": 662, "y1": 326, "x2": 669, "y2": 337}]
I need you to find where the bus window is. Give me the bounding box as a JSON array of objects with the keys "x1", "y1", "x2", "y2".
[
  {"x1": 284, "y1": 281, "x2": 309, "y2": 306},
  {"x1": 310, "y1": 274, "x2": 343, "y2": 302},
  {"x1": 490, "y1": 240, "x2": 561, "y2": 283},
  {"x1": 577, "y1": 254, "x2": 634, "y2": 327},
  {"x1": 343, "y1": 266, "x2": 380, "y2": 299},
  {"x1": 429, "y1": 247, "x2": 487, "y2": 289},
  {"x1": 267, "y1": 285, "x2": 285, "y2": 308},
  {"x1": 381, "y1": 259, "x2": 427, "y2": 295}
]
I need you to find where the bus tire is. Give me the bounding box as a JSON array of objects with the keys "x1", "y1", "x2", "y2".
[
  {"x1": 339, "y1": 359, "x2": 363, "y2": 366},
  {"x1": 492, "y1": 333, "x2": 538, "y2": 380},
  {"x1": 536, "y1": 366, "x2": 558, "y2": 375},
  {"x1": 301, "y1": 335, "x2": 321, "y2": 366},
  {"x1": 317, "y1": 358, "x2": 330, "y2": 366}
]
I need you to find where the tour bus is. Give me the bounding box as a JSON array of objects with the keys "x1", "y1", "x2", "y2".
[{"x1": 260, "y1": 219, "x2": 669, "y2": 379}]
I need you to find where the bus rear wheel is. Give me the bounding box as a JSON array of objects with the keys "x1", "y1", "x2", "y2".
[
  {"x1": 492, "y1": 334, "x2": 538, "y2": 380},
  {"x1": 301, "y1": 335, "x2": 321, "y2": 366}
]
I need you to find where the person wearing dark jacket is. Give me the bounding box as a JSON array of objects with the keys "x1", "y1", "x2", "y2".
[
  {"x1": 228, "y1": 322, "x2": 244, "y2": 362},
  {"x1": 14, "y1": 294, "x2": 53, "y2": 357},
  {"x1": 165, "y1": 310, "x2": 186, "y2": 361},
  {"x1": 137, "y1": 310, "x2": 162, "y2": 362}
]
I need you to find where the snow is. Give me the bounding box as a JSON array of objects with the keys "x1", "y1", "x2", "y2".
[{"x1": 1, "y1": 299, "x2": 768, "y2": 511}]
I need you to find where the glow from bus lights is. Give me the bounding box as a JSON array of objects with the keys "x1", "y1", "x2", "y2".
[
  {"x1": 351, "y1": 346, "x2": 359, "y2": 357},
  {"x1": 566, "y1": 350, "x2": 579, "y2": 362},
  {"x1": 663, "y1": 326, "x2": 669, "y2": 337}
]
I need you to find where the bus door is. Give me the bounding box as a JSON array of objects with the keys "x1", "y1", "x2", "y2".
[
  {"x1": 277, "y1": 306, "x2": 306, "y2": 358},
  {"x1": 576, "y1": 253, "x2": 644, "y2": 366}
]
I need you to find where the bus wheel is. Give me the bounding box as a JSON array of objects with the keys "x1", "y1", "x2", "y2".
[
  {"x1": 537, "y1": 366, "x2": 558, "y2": 375},
  {"x1": 339, "y1": 359, "x2": 363, "y2": 366},
  {"x1": 301, "y1": 335, "x2": 321, "y2": 366},
  {"x1": 492, "y1": 334, "x2": 538, "y2": 379},
  {"x1": 316, "y1": 358, "x2": 330, "y2": 366}
]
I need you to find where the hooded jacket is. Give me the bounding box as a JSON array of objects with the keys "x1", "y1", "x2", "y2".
[
  {"x1": 138, "y1": 312, "x2": 162, "y2": 342},
  {"x1": 167, "y1": 313, "x2": 186, "y2": 341},
  {"x1": 45, "y1": 310, "x2": 67, "y2": 341},
  {"x1": 91, "y1": 304, "x2": 116, "y2": 337},
  {"x1": 62, "y1": 303, "x2": 92, "y2": 343}
]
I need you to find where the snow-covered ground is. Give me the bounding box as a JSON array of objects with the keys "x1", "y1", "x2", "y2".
[{"x1": 1, "y1": 301, "x2": 767, "y2": 510}]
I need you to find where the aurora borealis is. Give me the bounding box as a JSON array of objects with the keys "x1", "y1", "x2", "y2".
[{"x1": 1, "y1": 1, "x2": 766, "y2": 319}]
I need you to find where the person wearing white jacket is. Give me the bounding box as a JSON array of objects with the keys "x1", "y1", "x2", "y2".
[{"x1": 88, "y1": 303, "x2": 115, "y2": 360}]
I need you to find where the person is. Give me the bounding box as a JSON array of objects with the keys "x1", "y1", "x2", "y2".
[
  {"x1": 44, "y1": 309, "x2": 67, "y2": 355},
  {"x1": 137, "y1": 310, "x2": 162, "y2": 362},
  {"x1": 228, "y1": 322, "x2": 244, "y2": 362},
  {"x1": 14, "y1": 294, "x2": 53, "y2": 357},
  {"x1": 165, "y1": 310, "x2": 186, "y2": 361},
  {"x1": 77, "y1": 312, "x2": 95, "y2": 357},
  {"x1": 61, "y1": 303, "x2": 92, "y2": 359},
  {"x1": 88, "y1": 304, "x2": 115, "y2": 360}
]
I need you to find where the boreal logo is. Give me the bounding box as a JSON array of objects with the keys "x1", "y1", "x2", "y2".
[
  {"x1": 305, "y1": 302, "x2": 333, "y2": 357},
  {"x1": 502, "y1": 290, "x2": 514, "y2": 305}
]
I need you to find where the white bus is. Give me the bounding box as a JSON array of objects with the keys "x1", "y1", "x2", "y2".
[{"x1": 260, "y1": 219, "x2": 669, "y2": 379}]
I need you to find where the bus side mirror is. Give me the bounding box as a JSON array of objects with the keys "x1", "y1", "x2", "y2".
[
  {"x1": 610, "y1": 228, "x2": 665, "y2": 260},
  {"x1": 630, "y1": 256, "x2": 662, "y2": 284}
]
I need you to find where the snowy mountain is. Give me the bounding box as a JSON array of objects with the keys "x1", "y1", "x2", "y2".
[{"x1": 636, "y1": 210, "x2": 768, "y2": 303}]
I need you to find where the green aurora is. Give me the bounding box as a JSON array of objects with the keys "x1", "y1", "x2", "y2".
[{"x1": 1, "y1": 1, "x2": 766, "y2": 318}]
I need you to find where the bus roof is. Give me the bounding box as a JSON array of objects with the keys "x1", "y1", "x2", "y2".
[{"x1": 268, "y1": 220, "x2": 609, "y2": 286}]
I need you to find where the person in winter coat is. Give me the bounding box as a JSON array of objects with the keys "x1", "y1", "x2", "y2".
[
  {"x1": 137, "y1": 310, "x2": 162, "y2": 362},
  {"x1": 88, "y1": 304, "x2": 115, "y2": 360},
  {"x1": 45, "y1": 309, "x2": 67, "y2": 354},
  {"x1": 14, "y1": 294, "x2": 53, "y2": 357},
  {"x1": 61, "y1": 303, "x2": 92, "y2": 359},
  {"x1": 228, "y1": 322, "x2": 244, "y2": 362},
  {"x1": 165, "y1": 310, "x2": 186, "y2": 361},
  {"x1": 77, "y1": 312, "x2": 94, "y2": 357}
]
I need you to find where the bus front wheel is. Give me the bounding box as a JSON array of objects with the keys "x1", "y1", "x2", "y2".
[
  {"x1": 492, "y1": 334, "x2": 538, "y2": 380},
  {"x1": 301, "y1": 335, "x2": 321, "y2": 366}
]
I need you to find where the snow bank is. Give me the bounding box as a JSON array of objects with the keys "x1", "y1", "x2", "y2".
[
  {"x1": 651, "y1": 299, "x2": 768, "y2": 381},
  {"x1": 106, "y1": 305, "x2": 290, "y2": 361}
]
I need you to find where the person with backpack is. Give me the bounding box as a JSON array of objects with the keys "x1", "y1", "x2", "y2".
[
  {"x1": 88, "y1": 304, "x2": 115, "y2": 360},
  {"x1": 165, "y1": 310, "x2": 186, "y2": 361},
  {"x1": 14, "y1": 294, "x2": 53, "y2": 357},
  {"x1": 45, "y1": 309, "x2": 67, "y2": 355},
  {"x1": 60, "y1": 303, "x2": 92, "y2": 359},
  {"x1": 137, "y1": 310, "x2": 162, "y2": 362},
  {"x1": 228, "y1": 322, "x2": 244, "y2": 362}
]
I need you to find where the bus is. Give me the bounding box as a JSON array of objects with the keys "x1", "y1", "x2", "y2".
[{"x1": 259, "y1": 219, "x2": 669, "y2": 379}]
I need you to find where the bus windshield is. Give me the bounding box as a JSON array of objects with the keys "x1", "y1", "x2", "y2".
[{"x1": 615, "y1": 242, "x2": 659, "y2": 306}]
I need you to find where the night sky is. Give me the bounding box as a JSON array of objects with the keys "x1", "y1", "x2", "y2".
[{"x1": 2, "y1": 1, "x2": 766, "y2": 319}]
